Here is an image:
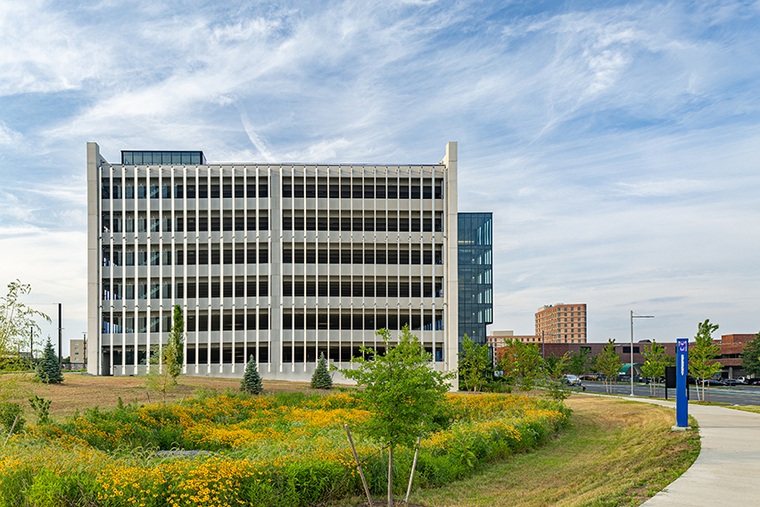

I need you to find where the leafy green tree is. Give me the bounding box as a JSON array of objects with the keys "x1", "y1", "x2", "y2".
[
  {"x1": 741, "y1": 332, "x2": 760, "y2": 378},
  {"x1": 596, "y1": 339, "x2": 622, "y2": 394},
  {"x1": 0, "y1": 280, "x2": 50, "y2": 371},
  {"x1": 542, "y1": 352, "x2": 571, "y2": 401},
  {"x1": 241, "y1": 355, "x2": 263, "y2": 395},
  {"x1": 341, "y1": 326, "x2": 452, "y2": 507},
  {"x1": 544, "y1": 353, "x2": 569, "y2": 379},
  {"x1": 145, "y1": 305, "x2": 185, "y2": 402},
  {"x1": 459, "y1": 334, "x2": 491, "y2": 391},
  {"x1": 641, "y1": 340, "x2": 668, "y2": 397},
  {"x1": 311, "y1": 352, "x2": 333, "y2": 389},
  {"x1": 165, "y1": 305, "x2": 184, "y2": 380},
  {"x1": 568, "y1": 348, "x2": 591, "y2": 377},
  {"x1": 690, "y1": 319, "x2": 722, "y2": 402},
  {"x1": 497, "y1": 339, "x2": 543, "y2": 390},
  {"x1": 36, "y1": 337, "x2": 63, "y2": 384}
]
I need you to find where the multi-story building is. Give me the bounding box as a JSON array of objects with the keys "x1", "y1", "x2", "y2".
[
  {"x1": 535, "y1": 303, "x2": 587, "y2": 343},
  {"x1": 87, "y1": 142, "x2": 461, "y2": 384},
  {"x1": 69, "y1": 339, "x2": 87, "y2": 367},
  {"x1": 457, "y1": 212, "x2": 493, "y2": 348}
]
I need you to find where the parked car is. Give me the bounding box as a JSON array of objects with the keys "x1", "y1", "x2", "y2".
[
  {"x1": 562, "y1": 374, "x2": 582, "y2": 386},
  {"x1": 724, "y1": 379, "x2": 740, "y2": 387},
  {"x1": 704, "y1": 378, "x2": 727, "y2": 387}
]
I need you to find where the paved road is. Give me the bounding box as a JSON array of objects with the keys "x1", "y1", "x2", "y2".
[{"x1": 581, "y1": 381, "x2": 760, "y2": 406}]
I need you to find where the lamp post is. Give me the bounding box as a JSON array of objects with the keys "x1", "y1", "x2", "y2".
[{"x1": 630, "y1": 311, "x2": 654, "y2": 396}]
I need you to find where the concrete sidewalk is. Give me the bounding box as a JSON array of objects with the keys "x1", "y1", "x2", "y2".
[{"x1": 621, "y1": 397, "x2": 760, "y2": 506}]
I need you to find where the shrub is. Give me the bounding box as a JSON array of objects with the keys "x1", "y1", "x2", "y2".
[{"x1": 28, "y1": 395, "x2": 51, "y2": 425}]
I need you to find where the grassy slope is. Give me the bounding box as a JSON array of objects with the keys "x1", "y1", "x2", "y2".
[{"x1": 334, "y1": 395, "x2": 699, "y2": 507}]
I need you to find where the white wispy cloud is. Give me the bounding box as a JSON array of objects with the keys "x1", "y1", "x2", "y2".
[{"x1": 0, "y1": 0, "x2": 759, "y2": 345}]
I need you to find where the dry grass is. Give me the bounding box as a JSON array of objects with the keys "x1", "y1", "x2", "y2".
[
  {"x1": 3, "y1": 372, "x2": 320, "y2": 419},
  {"x1": 334, "y1": 394, "x2": 700, "y2": 507}
]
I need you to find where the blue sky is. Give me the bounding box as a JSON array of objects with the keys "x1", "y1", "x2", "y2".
[{"x1": 1, "y1": 0, "x2": 759, "y2": 355}]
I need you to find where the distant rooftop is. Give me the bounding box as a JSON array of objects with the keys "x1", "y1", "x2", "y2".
[{"x1": 121, "y1": 151, "x2": 206, "y2": 165}]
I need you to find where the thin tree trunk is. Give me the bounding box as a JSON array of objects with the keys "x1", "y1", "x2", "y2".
[
  {"x1": 344, "y1": 425, "x2": 372, "y2": 507},
  {"x1": 388, "y1": 447, "x2": 394, "y2": 507},
  {"x1": 405, "y1": 436, "x2": 422, "y2": 503},
  {"x1": 2, "y1": 414, "x2": 20, "y2": 448}
]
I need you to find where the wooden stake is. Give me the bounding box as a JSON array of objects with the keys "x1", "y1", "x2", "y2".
[
  {"x1": 3, "y1": 414, "x2": 20, "y2": 448},
  {"x1": 388, "y1": 446, "x2": 394, "y2": 507},
  {"x1": 345, "y1": 424, "x2": 372, "y2": 507},
  {"x1": 405, "y1": 436, "x2": 422, "y2": 503}
]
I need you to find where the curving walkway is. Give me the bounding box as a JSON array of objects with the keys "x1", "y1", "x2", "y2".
[{"x1": 598, "y1": 395, "x2": 760, "y2": 506}]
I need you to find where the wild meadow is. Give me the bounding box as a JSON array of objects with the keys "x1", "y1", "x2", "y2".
[{"x1": 0, "y1": 390, "x2": 569, "y2": 506}]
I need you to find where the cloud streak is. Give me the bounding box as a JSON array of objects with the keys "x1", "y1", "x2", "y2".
[{"x1": 0, "y1": 0, "x2": 759, "y2": 349}]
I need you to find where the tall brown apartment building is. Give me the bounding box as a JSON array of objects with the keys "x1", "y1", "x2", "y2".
[{"x1": 535, "y1": 303, "x2": 587, "y2": 343}]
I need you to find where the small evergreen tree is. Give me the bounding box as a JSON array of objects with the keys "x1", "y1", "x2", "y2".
[
  {"x1": 311, "y1": 352, "x2": 333, "y2": 389},
  {"x1": 241, "y1": 355, "x2": 263, "y2": 395},
  {"x1": 36, "y1": 337, "x2": 63, "y2": 384}
]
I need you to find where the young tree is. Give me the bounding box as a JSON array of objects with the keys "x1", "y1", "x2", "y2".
[
  {"x1": 342, "y1": 326, "x2": 452, "y2": 507},
  {"x1": 0, "y1": 281, "x2": 50, "y2": 368},
  {"x1": 145, "y1": 305, "x2": 185, "y2": 403},
  {"x1": 568, "y1": 348, "x2": 591, "y2": 377},
  {"x1": 690, "y1": 319, "x2": 722, "y2": 402},
  {"x1": 165, "y1": 305, "x2": 185, "y2": 380},
  {"x1": 542, "y1": 352, "x2": 571, "y2": 401},
  {"x1": 514, "y1": 341, "x2": 544, "y2": 390},
  {"x1": 36, "y1": 337, "x2": 63, "y2": 384},
  {"x1": 311, "y1": 352, "x2": 333, "y2": 389},
  {"x1": 596, "y1": 340, "x2": 622, "y2": 394},
  {"x1": 641, "y1": 340, "x2": 668, "y2": 397},
  {"x1": 241, "y1": 355, "x2": 263, "y2": 395},
  {"x1": 459, "y1": 334, "x2": 491, "y2": 391},
  {"x1": 741, "y1": 332, "x2": 760, "y2": 378}
]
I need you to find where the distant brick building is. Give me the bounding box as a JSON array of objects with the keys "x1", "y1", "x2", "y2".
[
  {"x1": 535, "y1": 303, "x2": 587, "y2": 343},
  {"x1": 487, "y1": 331, "x2": 542, "y2": 365},
  {"x1": 717, "y1": 334, "x2": 756, "y2": 378}
]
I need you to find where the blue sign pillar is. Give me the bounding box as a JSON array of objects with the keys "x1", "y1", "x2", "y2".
[{"x1": 676, "y1": 338, "x2": 689, "y2": 427}]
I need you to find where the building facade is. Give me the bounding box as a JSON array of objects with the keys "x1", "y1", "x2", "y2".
[
  {"x1": 69, "y1": 338, "x2": 87, "y2": 368},
  {"x1": 87, "y1": 142, "x2": 460, "y2": 384},
  {"x1": 457, "y1": 212, "x2": 493, "y2": 347},
  {"x1": 535, "y1": 303, "x2": 587, "y2": 343}
]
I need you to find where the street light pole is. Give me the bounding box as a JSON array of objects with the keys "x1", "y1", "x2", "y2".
[{"x1": 630, "y1": 311, "x2": 654, "y2": 396}]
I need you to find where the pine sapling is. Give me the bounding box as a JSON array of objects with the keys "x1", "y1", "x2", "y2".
[
  {"x1": 241, "y1": 355, "x2": 263, "y2": 395},
  {"x1": 311, "y1": 352, "x2": 333, "y2": 389}
]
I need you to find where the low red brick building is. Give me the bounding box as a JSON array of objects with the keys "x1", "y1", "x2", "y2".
[{"x1": 491, "y1": 334, "x2": 758, "y2": 379}]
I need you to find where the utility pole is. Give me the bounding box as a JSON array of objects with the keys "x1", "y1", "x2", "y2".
[
  {"x1": 58, "y1": 303, "x2": 62, "y2": 366},
  {"x1": 30, "y1": 325, "x2": 34, "y2": 361}
]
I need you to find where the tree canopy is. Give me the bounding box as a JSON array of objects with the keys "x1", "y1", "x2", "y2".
[
  {"x1": 690, "y1": 319, "x2": 722, "y2": 401},
  {"x1": 459, "y1": 334, "x2": 491, "y2": 392},
  {"x1": 741, "y1": 332, "x2": 760, "y2": 377},
  {"x1": 341, "y1": 326, "x2": 452, "y2": 506}
]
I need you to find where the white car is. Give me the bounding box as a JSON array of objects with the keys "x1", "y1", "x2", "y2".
[{"x1": 562, "y1": 374, "x2": 582, "y2": 386}]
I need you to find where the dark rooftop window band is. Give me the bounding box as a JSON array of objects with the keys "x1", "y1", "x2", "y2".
[{"x1": 122, "y1": 151, "x2": 206, "y2": 166}]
